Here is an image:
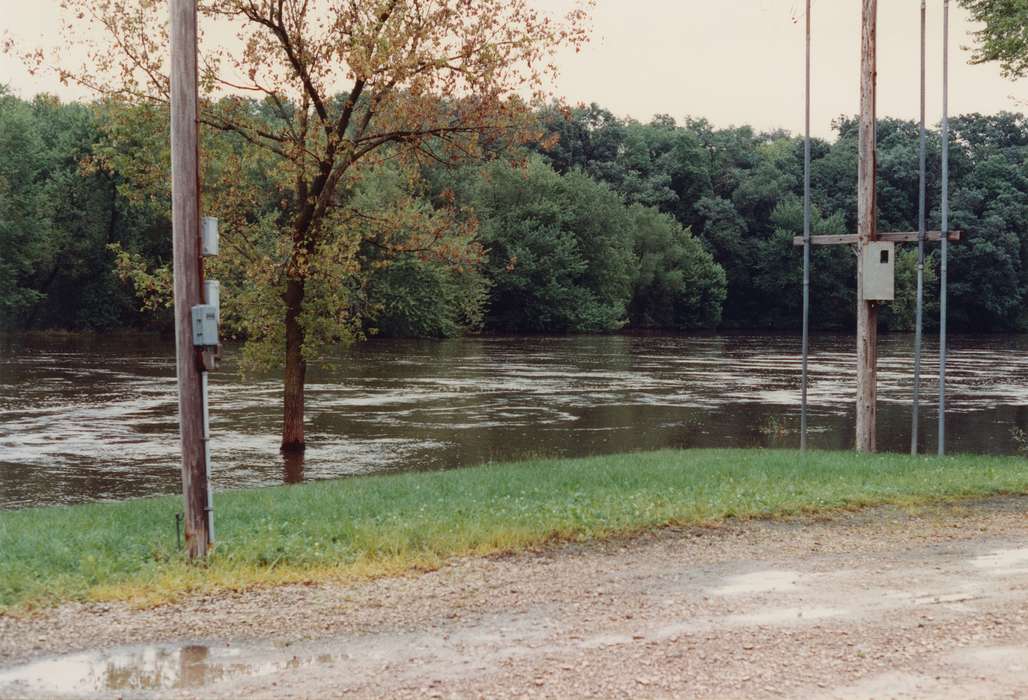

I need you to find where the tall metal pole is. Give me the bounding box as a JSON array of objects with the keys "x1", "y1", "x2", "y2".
[
  {"x1": 856, "y1": 0, "x2": 879, "y2": 453},
  {"x1": 801, "y1": 0, "x2": 812, "y2": 453},
  {"x1": 170, "y1": 0, "x2": 210, "y2": 558},
  {"x1": 938, "y1": 0, "x2": 950, "y2": 456},
  {"x1": 911, "y1": 0, "x2": 927, "y2": 455}
]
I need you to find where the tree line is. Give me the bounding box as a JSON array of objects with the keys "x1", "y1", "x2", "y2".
[{"x1": 3, "y1": 92, "x2": 1026, "y2": 337}]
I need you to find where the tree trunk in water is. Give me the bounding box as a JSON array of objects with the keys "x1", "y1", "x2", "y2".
[{"x1": 282, "y1": 276, "x2": 306, "y2": 452}]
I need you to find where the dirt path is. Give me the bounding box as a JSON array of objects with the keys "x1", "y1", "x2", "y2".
[{"x1": 1, "y1": 497, "x2": 1026, "y2": 699}]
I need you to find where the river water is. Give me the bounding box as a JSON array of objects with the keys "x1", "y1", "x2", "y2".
[{"x1": 1, "y1": 333, "x2": 1026, "y2": 509}]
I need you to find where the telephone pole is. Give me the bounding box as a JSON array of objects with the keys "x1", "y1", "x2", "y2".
[
  {"x1": 170, "y1": 0, "x2": 210, "y2": 558},
  {"x1": 855, "y1": 0, "x2": 878, "y2": 453}
]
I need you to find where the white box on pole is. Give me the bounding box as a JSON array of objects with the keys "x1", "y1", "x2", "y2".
[
  {"x1": 863, "y1": 241, "x2": 895, "y2": 301},
  {"x1": 204, "y1": 280, "x2": 220, "y2": 319},
  {"x1": 201, "y1": 217, "x2": 219, "y2": 256}
]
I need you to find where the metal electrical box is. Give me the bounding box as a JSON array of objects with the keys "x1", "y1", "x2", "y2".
[
  {"x1": 191, "y1": 304, "x2": 219, "y2": 346},
  {"x1": 204, "y1": 280, "x2": 220, "y2": 320},
  {"x1": 863, "y1": 241, "x2": 895, "y2": 301},
  {"x1": 201, "y1": 217, "x2": 219, "y2": 257}
]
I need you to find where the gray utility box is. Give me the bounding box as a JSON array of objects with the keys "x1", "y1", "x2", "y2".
[
  {"x1": 863, "y1": 241, "x2": 895, "y2": 301},
  {"x1": 204, "y1": 280, "x2": 220, "y2": 320},
  {"x1": 201, "y1": 217, "x2": 219, "y2": 257},
  {"x1": 191, "y1": 304, "x2": 219, "y2": 347}
]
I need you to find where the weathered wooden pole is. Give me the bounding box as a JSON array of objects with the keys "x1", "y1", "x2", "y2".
[
  {"x1": 855, "y1": 0, "x2": 878, "y2": 453},
  {"x1": 170, "y1": 0, "x2": 210, "y2": 558}
]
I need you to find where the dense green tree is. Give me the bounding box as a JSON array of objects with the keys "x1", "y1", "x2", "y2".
[
  {"x1": 3, "y1": 89, "x2": 1027, "y2": 338},
  {"x1": 730, "y1": 137, "x2": 802, "y2": 236},
  {"x1": 881, "y1": 247, "x2": 939, "y2": 332},
  {"x1": 365, "y1": 258, "x2": 487, "y2": 338},
  {"x1": 475, "y1": 157, "x2": 726, "y2": 333},
  {"x1": 946, "y1": 115, "x2": 1028, "y2": 329},
  {"x1": 751, "y1": 198, "x2": 853, "y2": 330},
  {"x1": 0, "y1": 90, "x2": 50, "y2": 325},
  {"x1": 692, "y1": 195, "x2": 756, "y2": 324},
  {"x1": 629, "y1": 206, "x2": 726, "y2": 329},
  {"x1": 537, "y1": 103, "x2": 628, "y2": 181},
  {"x1": 475, "y1": 158, "x2": 637, "y2": 333},
  {"x1": 960, "y1": 0, "x2": 1028, "y2": 78},
  {"x1": 27, "y1": 98, "x2": 144, "y2": 330},
  {"x1": 538, "y1": 106, "x2": 1028, "y2": 333},
  {"x1": 0, "y1": 91, "x2": 144, "y2": 330},
  {"x1": 535, "y1": 107, "x2": 714, "y2": 224}
]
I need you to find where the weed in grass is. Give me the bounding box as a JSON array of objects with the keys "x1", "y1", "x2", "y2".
[
  {"x1": 1011, "y1": 427, "x2": 1028, "y2": 455},
  {"x1": 757, "y1": 415, "x2": 793, "y2": 439}
]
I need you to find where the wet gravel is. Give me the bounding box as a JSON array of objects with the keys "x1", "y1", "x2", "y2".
[{"x1": 1, "y1": 497, "x2": 1026, "y2": 699}]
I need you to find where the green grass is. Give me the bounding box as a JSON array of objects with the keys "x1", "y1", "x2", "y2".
[{"x1": 1, "y1": 449, "x2": 1025, "y2": 612}]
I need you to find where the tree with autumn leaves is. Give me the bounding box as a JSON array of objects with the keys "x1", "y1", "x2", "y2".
[{"x1": 35, "y1": 0, "x2": 591, "y2": 452}]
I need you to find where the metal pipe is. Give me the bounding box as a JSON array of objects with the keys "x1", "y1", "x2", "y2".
[
  {"x1": 201, "y1": 369, "x2": 214, "y2": 543},
  {"x1": 801, "y1": 0, "x2": 812, "y2": 452},
  {"x1": 938, "y1": 0, "x2": 949, "y2": 456},
  {"x1": 912, "y1": 0, "x2": 927, "y2": 455}
]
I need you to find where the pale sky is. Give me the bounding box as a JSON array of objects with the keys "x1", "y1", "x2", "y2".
[{"x1": 2, "y1": 0, "x2": 1024, "y2": 138}]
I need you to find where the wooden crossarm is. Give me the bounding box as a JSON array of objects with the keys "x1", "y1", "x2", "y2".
[{"x1": 792, "y1": 231, "x2": 962, "y2": 246}]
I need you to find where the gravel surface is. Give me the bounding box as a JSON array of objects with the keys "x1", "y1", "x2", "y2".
[{"x1": 1, "y1": 497, "x2": 1026, "y2": 699}]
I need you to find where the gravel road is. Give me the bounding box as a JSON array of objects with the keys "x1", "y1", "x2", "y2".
[{"x1": 1, "y1": 497, "x2": 1026, "y2": 699}]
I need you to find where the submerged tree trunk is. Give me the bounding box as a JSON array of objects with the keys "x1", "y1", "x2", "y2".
[{"x1": 282, "y1": 275, "x2": 307, "y2": 452}]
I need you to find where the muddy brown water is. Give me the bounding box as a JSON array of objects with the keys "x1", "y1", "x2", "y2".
[{"x1": 1, "y1": 332, "x2": 1026, "y2": 510}]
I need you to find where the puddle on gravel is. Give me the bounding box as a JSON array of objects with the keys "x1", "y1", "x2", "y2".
[
  {"x1": 947, "y1": 645, "x2": 1028, "y2": 673},
  {"x1": 970, "y1": 548, "x2": 1028, "y2": 575},
  {"x1": 0, "y1": 643, "x2": 337, "y2": 695},
  {"x1": 709, "y1": 570, "x2": 804, "y2": 595},
  {"x1": 729, "y1": 606, "x2": 848, "y2": 625}
]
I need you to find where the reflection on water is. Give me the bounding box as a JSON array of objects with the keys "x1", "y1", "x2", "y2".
[
  {"x1": 0, "y1": 642, "x2": 334, "y2": 694},
  {"x1": 1, "y1": 332, "x2": 1026, "y2": 509}
]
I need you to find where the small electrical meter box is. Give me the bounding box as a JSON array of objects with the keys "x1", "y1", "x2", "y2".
[
  {"x1": 201, "y1": 217, "x2": 219, "y2": 257},
  {"x1": 863, "y1": 241, "x2": 895, "y2": 301},
  {"x1": 191, "y1": 304, "x2": 219, "y2": 346}
]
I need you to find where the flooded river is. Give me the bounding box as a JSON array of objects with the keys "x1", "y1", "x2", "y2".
[{"x1": 1, "y1": 333, "x2": 1026, "y2": 509}]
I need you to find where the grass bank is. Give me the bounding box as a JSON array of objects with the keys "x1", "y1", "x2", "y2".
[{"x1": 1, "y1": 449, "x2": 1025, "y2": 612}]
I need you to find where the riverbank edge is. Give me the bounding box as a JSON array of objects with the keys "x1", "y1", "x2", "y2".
[{"x1": 1, "y1": 448, "x2": 1026, "y2": 613}]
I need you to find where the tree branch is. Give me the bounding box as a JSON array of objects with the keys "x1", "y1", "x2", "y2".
[{"x1": 241, "y1": 0, "x2": 330, "y2": 126}]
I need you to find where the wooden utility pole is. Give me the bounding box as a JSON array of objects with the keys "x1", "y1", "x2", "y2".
[
  {"x1": 855, "y1": 0, "x2": 878, "y2": 453},
  {"x1": 170, "y1": 0, "x2": 210, "y2": 558}
]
